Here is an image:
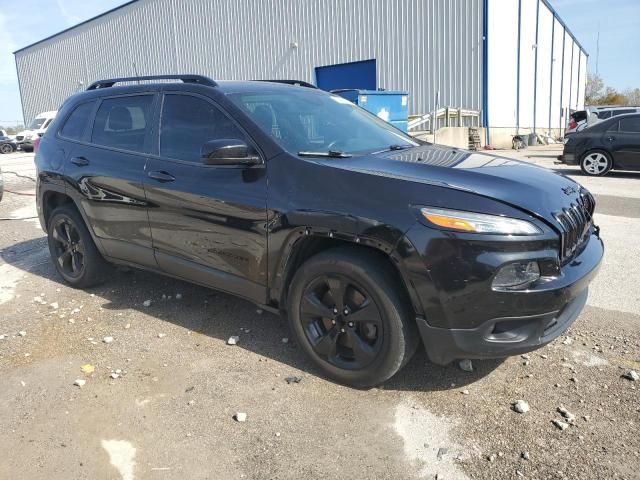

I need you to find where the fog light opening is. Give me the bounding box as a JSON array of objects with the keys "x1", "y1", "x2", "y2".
[{"x1": 492, "y1": 261, "x2": 540, "y2": 290}]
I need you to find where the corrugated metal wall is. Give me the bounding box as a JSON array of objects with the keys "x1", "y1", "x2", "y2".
[
  {"x1": 15, "y1": 0, "x2": 484, "y2": 124},
  {"x1": 486, "y1": 0, "x2": 588, "y2": 142}
]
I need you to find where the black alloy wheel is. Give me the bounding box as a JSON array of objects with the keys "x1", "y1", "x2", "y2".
[
  {"x1": 50, "y1": 218, "x2": 85, "y2": 279},
  {"x1": 47, "y1": 205, "x2": 109, "y2": 288},
  {"x1": 288, "y1": 247, "x2": 418, "y2": 387},
  {"x1": 300, "y1": 273, "x2": 383, "y2": 370}
]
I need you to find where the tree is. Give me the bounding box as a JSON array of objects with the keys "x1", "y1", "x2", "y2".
[
  {"x1": 585, "y1": 73, "x2": 604, "y2": 104},
  {"x1": 624, "y1": 88, "x2": 640, "y2": 106},
  {"x1": 597, "y1": 87, "x2": 628, "y2": 106},
  {"x1": 585, "y1": 73, "x2": 639, "y2": 106}
]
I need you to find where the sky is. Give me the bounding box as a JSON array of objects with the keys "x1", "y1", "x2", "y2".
[{"x1": 0, "y1": 0, "x2": 639, "y2": 125}]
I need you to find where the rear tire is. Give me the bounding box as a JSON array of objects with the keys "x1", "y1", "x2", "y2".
[
  {"x1": 580, "y1": 150, "x2": 612, "y2": 176},
  {"x1": 287, "y1": 247, "x2": 418, "y2": 387},
  {"x1": 0, "y1": 144, "x2": 12, "y2": 154},
  {"x1": 47, "y1": 205, "x2": 109, "y2": 288}
]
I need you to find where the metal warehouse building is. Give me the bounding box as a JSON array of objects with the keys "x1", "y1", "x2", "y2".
[{"x1": 14, "y1": 0, "x2": 587, "y2": 147}]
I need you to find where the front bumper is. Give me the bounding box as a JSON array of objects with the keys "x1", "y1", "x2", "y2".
[
  {"x1": 402, "y1": 226, "x2": 603, "y2": 365},
  {"x1": 418, "y1": 287, "x2": 589, "y2": 365}
]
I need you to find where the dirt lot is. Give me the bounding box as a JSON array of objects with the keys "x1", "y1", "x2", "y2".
[{"x1": 1, "y1": 147, "x2": 638, "y2": 480}]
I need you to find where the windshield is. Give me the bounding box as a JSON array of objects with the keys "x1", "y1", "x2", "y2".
[
  {"x1": 227, "y1": 89, "x2": 418, "y2": 155},
  {"x1": 28, "y1": 117, "x2": 47, "y2": 130}
]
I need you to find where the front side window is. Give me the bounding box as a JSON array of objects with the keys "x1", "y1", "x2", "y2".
[
  {"x1": 59, "y1": 101, "x2": 95, "y2": 141},
  {"x1": 619, "y1": 116, "x2": 640, "y2": 133},
  {"x1": 227, "y1": 89, "x2": 417, "y2": 156},
  {"x1": 160, "y1": 94, "x2": 248, "y2": 163},
  {"x1": 91, "y1": 95, "x2": 154, "y2": 153}
]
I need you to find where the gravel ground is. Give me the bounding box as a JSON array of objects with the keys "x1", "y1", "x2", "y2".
[{"x1": 0, "y1": 148, "x2": 638, "y2": 480}]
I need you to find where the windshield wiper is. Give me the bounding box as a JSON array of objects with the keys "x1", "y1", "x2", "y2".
[
  {"x1": 298, "y1": 150, "x2": 352, "y2": 158},
  {"x1": 389, "y1": 144, "x2": 411, "y2": 150}
]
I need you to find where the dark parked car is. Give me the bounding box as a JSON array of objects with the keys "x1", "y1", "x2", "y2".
[
  {"x1": 35, "y1": 75, "x2": 603, "y2": 387},
  {"x1": 0, "y1": 135, "x2": 17, "y2": 154},
  {"x1": 559, "y1": 113, "x2": 640, "y2": 176}
]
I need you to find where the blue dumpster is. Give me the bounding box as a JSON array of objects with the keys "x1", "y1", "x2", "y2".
[{"x1": 331, "y1": 89, "x2": 409, "y2": 132}]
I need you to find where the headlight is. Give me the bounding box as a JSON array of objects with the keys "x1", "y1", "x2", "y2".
[
  {"x1": 492, "y1": 261, "x2": 540, "y2": 290},
  {"x1": 420, "y1": 207, "x2": 542, "y2": 235}
]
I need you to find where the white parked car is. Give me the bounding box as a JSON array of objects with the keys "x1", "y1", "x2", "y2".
[{"x1": 15, "y1": 111, "x2": 57, "y2": 151}]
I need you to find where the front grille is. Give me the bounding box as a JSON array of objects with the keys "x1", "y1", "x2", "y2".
[{"x1": 554, "y1": 190, "x2": 596, "y2": 261}]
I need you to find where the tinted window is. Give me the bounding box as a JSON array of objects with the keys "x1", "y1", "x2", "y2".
[
  {"x1": 612, "y1": 109, "x2": 635, "y2": 117},
  {"x1": 619, "y1": 117, "x2": 640, "y2": 133},
  {"x1": 60, "y1": 101, "x2": 95, "y2": 141},
  {"x1": 160, "y1": 94, "x2": 248, "y2": 163},
  {"x1": 597, "y1": 111, "x2": 611, "y2": 120},
  {"x1": 606, "y1": 121, "x2": 619, "y2": 132},
  {"x1": 91, "y1": 95, "x2": 154, "y2": 152}
]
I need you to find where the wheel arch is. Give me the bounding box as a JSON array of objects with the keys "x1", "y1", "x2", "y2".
[
  {"x1": 271, "y1": 227, "x2": 423, "y2": 317},
  {"x1": 41, "y1": 189, "x2": 107, "y2": 256}
]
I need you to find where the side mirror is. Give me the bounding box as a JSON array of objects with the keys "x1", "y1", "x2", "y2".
[{"x1": 201, "y1": 139, "x2": 261, "y2": 166}]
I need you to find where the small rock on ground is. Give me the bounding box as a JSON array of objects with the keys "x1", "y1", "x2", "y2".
[
  {"x1": 227, "y1": 336, "x2": 239, "y2": 345},
  {"x1": 553, "y1": 419, "x2": 569, "y2": 431},
  {"x1": 458, "y1": 359, "x2": 473, "y2": 372},
  {"x1": 513, "y1": 400, "x2": 530, "y2": 414},
  {"x1": 234, "y1": 412, "x2": 247, "y2": 422},
  {"x1": 622, "y1": 370, "x2": 639, "y2": 381},
  {"x1": 102, "y1": 336, "x2": 114, "y2": 344}
]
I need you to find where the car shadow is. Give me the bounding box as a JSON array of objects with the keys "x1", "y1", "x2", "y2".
[
  {"x1": 2, "y1": 236, "x2": 503, "y2": 392},
  {"x1": 551, "y1": 167, "x2": 640, "y2": 179}
]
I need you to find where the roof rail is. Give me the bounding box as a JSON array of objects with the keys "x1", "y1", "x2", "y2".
[
  {"x1": 255, "y1": 79, "x2": 317, "y2": 89},
  {"x1": 87, "y1": 74, "x2": 217, "y2": 90}
]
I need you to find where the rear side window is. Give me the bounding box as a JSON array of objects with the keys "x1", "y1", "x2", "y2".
[
  {"x1": 160, "y1": 94, "x2": 248, "y2": 163},
  {"x1": 91, "y1": 95, "x2": 154, "y2": 153},
  {"x1": 612, "y1": 109, "x2": 635, "y2": 117},
  {"x1": 619, "y1": 117, "x2": 640, "y2": 133},
  {"x1": 596, "y1": 111, "x2": 611, "y2": 120},
  {"x1": 59, "y1": 101, "x2": 95, "y2": 141}
]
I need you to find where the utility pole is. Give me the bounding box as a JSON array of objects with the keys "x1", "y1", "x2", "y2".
[{"x1": 596, "y1": 23, "x2": 600, "y2": 76}]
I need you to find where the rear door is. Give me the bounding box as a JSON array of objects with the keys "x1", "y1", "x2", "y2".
[
  {"x1": 64, "y1": 93, "x2": 158, "y2": 267},
  {"x1": 144, "y1": 91, "x2": 268, "y2": 302},
  {"x1": 604, "y1": 116, "x2": 640, "y2": 170}
]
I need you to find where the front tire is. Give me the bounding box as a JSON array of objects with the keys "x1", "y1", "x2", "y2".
[
  {"x1": 580, "y1": 150, "x2": 612, "y2": 176},
  {"x1": 0, "y1": 144, "x2": 12, "y2": 154},
  {"x1": 47, "y1": 205, "x2": 109, "y2": 288},
  {"x1": 287, "y1": 247, "x2": 418, "y2": 387}
]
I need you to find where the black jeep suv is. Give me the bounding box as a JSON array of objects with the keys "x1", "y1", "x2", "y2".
[{"x1": 35, "y1": 75, "x2": 603, "y2": 387}]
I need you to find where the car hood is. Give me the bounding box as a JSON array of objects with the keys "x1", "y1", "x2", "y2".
[{"x1": 321, "y1": 144, "x2": 589, "y2": 225}]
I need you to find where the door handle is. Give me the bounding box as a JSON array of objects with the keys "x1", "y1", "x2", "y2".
[
  {"x1": 70, "y1": 156, "x2": 90, "y2": 166},
  {"x1": 148, "y1": 170, "x2": 176, "y2": 182}
]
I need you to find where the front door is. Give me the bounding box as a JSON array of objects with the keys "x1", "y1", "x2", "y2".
[
  {"x1": 64, "y1": 93, "x2": 157, "y2": 267},
  {"x1": 144, "y1": 92, "x2": 268, "y2": 303},
  {"x1": 605, "y1": 116, "x2": 640, "y2": 170}
]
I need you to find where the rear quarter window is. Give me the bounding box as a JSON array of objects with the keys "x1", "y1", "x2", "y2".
[{"x1": 59, "y1": 101, "x2": 96, "y2": 141}]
